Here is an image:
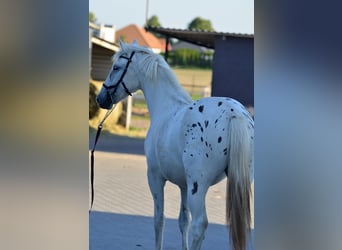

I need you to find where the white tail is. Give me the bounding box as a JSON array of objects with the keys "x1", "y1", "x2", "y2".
[{"x1": 226, "y1": 115, "x2": 252, "y2": 250}]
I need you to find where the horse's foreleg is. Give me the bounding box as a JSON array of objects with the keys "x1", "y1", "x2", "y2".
[
  {"x1": 179, "y1": 187, "x2": 190, "y2": 250},
  {"x1": 148, "y1": 169, "x2": 166, "y2": 250},
  {"x1": 188, "y1": 182, "x2": 208, "y2": 250}
]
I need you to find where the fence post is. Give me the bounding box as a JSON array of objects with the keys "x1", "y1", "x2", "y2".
[{"x1": 126, "y1": 95, "x2": 132, "y2": 130}]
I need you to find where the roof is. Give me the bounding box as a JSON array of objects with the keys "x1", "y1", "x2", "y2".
[
  {"x1": 116, "y1": 24, "x2": 171, "y2": 52},
  {"x1": 89, "y1": 22, "x2": 100, "y2": 30},
  {"x1": 91, "y1": 36, "x2": 119, "y2": 52},
  {"x1": 145, "y1": 26, "x2": 254, "y2": 49}
]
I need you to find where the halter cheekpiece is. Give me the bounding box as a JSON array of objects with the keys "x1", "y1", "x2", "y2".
[{"x1": 103, "y1": 51, "x2": 136, "y2": 97}]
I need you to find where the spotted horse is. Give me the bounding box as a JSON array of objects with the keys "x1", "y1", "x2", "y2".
[{"x1": 96, "y1": 40, "x2": 254, "y2": 250}]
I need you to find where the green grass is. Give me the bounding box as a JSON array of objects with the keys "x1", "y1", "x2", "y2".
[
  {"x1": 131, "y1": 114, "x2": 149, "y2": 120},
  {"x1": 171, "y1": 67, "x2": 212, "y2": 87},
  {"x1": 133, "y1": 101, "x2": 148, "y2": 109}
]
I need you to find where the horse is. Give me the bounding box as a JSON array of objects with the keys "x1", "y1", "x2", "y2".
[{"x1": 96, "y1": 40, "x2": 254, "y2": 250}]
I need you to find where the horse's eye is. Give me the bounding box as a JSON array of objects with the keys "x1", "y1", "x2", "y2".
[{"x1": 113, "y1": 65, "x2": 119, "y2": 71}]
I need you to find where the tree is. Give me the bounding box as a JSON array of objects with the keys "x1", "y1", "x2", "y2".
[
  {"x1": 89, "y1": 12, "x2": 97, "y2": 23},
  {"x1": 146, "y1": 15, "x2": 163, "y2": 38},
  {"x1": 147, "y1": 15, "x2": 161, "y2": 27},
  {"x1": 188, "y1": 17, "x2": 214, "y2": 31}
]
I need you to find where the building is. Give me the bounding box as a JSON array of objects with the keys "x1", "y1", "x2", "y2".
[
  {"x1": 145, "y1": 26, "x2": 254, "y2": 107},
  {"x1": 116, "y1": 24, "x2": 171, "y2": 54},
  {"x1": 89, "y1": 22, "x2": 119, "y2": 80}
]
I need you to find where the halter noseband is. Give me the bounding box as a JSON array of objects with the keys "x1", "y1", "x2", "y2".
[{"x1": 103, "y1": 51, "x2": 135, "y2": 98}]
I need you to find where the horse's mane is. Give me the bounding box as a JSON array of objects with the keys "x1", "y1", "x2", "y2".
[
  {"x1": 115, "y1": 43, "x2": 192, "y2": 102},
  {"x1": 114, "y1": 43, "x2": 165, "y2": 81}
]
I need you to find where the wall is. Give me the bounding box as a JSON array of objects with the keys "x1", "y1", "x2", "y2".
[
  {"x1": 211, "y1": 37, "x2": 254, "y2": 106},
  {"x1": 91, "y1": 44, "x2": 114, "y2": 81}
]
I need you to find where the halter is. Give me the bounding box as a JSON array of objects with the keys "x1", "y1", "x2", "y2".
[
  {"x1": 90, "y1": 51, "x2": 135, "y2": 212},
  {"x1": 103, "y1": 51, "x2": 136, "y2": 98}
]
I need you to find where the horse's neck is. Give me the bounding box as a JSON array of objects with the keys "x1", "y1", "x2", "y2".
[{"x1": 141, "y1": 68, "x2": 192, "y2": 123}]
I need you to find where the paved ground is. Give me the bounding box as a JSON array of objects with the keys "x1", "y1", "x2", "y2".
[{"x1": 89, "y1": 134, "x2": 254, "y2": 250}]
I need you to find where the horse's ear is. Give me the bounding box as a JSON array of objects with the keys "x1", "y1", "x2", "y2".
[
  {"x1": 119, "y1": 39, "x2": 125, "y2": 48},
  {"x1": 132, "y1": 39, "x2": 138, "y2": 45}
]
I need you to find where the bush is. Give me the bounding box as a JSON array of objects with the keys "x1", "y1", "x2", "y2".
[
  {"x1": 89, "y1": 82, "x2": 99, "y2": 119},
  {"x1": 89, "y1": 81, "x2": 123, "y2": 132},
  {"x1": 166, "y1": 49, "x2": 213, "y2": 68}
]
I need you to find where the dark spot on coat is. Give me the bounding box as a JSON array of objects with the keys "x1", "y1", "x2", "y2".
[
  {"x1": 251, "y1": 136, "x2": 254, "y2": 140},
  {"x1": 192, "y1": 123, "x2": 197, "y2": 128},
  {"x1": 204, "y1": 120, "x2": 209, "y2": 128},
  {"x1": 218, "y1": 136, "x2": 222, "y2": 143},
  {"x1": 192, "y1": 182, "x2": 198, "y2": 195},
  {"x1": 200, "y1": 137, "x2": 203, "y2": 142},
  {"x1": 205, "y1": 141, "x2": 208, "y2": 146},
  {"x1": 206, "y1": 153, "x2": 208, "y2": 158},
  {"x1": 197, "y1": 122, "x2": 203, "y2": 132},
  {"x1": 223, "y1": 148, "x2": 228, "y2": 155},
  {"x1": 190, "y1": 154, "x2": 193, "y2": 157},
  {"x1": 231, "y1": 108, "x2": 234, "y2": 112},
  {"x1": 215, "y1": 119, "x2": 218, "y2": 124},
  {"x1": 189, "y1": 107, "x2": 193, "y2": 110},
  {"x1": 218, "y1": 101, "x2": 222, "y2": 106},
  {"x1": 199, "y1": 105, "x2": 204, "y2": 113}
]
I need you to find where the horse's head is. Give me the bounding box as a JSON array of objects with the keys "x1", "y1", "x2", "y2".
[{"x1": 96, "y1": 40, "x2": 143, "y2": 109}]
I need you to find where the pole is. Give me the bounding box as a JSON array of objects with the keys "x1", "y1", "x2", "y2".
[
  {"x1": 126, "y1": 95, "x2": 132, "y2": 130},
  {"x1": 164, "y1": 36, "x2": 169, "y2": 62},
  {"x1": 145, "y1": 0, "x2": 149, "y2": 26}
]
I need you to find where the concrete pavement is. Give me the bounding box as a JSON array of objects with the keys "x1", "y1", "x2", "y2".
[{"x1": 89, "y1": 135, "x2": 254, "y2": 249}]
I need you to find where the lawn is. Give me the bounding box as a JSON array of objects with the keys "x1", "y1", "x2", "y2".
[{"x1": 171, "y1": 67, "x2": 212, "y2": 87}]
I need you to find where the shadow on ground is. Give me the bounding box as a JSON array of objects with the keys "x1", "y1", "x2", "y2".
[
  {"x1": 89, "y1": 129, "x2": 145, "y2": 155},
  {"x1": 90, "y1": 211, "x2": 254, "y2": 250}
]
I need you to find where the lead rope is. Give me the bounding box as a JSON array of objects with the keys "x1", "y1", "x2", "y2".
[{"x1": 89, "y1": 105, "x2": 116, "y2": 213}]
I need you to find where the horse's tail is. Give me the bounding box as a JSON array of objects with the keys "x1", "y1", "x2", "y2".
[{"x1": 226, "y1": 115, "x2": 252, "y2": 250}]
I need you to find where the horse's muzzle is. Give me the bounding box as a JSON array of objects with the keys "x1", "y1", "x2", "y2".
[{"x1": 96, "y1": 96, "x2": 113, "y2": 110}]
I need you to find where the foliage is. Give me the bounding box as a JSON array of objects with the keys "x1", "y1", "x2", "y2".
[
  {"x1": 188, "y1": 17, "x2": 214, "y2": 31},
  {"x1": 118, "y1": 35, "x2": 127, "y2": 42},
  {"x1": 147, "y1": 15, "x2": 162, "y2": 38},
  {"x1": 89, "y1": 82, "x2": 99, "y2": 119},
  {"x1": 89, "y1": 12, "x2": 97, "y2": 23},
  {"x1": 166, "y1": 49, "x2": 214, "y2": 69},
  {"x1": 147, "y1": 15, "x2": 161, "y2": 27}
]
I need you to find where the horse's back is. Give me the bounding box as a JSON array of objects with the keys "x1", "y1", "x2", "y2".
[{"x1": 145, "y1": 97, "x2": 254, "y2": 187}]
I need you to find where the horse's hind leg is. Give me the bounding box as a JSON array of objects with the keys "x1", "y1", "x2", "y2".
[
  {"x1": 147, "y1": 168, "x2": 166, "y2": 250},
  {"x1": 179, "y1": 187, "x2": 190, "y2": 250},
  {"x1": 187, "y1": 181, "x2": 208, "y2": 250}
]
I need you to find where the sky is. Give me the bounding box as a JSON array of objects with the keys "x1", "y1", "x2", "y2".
[{"x1": 89, "y1": 0, "x2": 254, "y2": 34}]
